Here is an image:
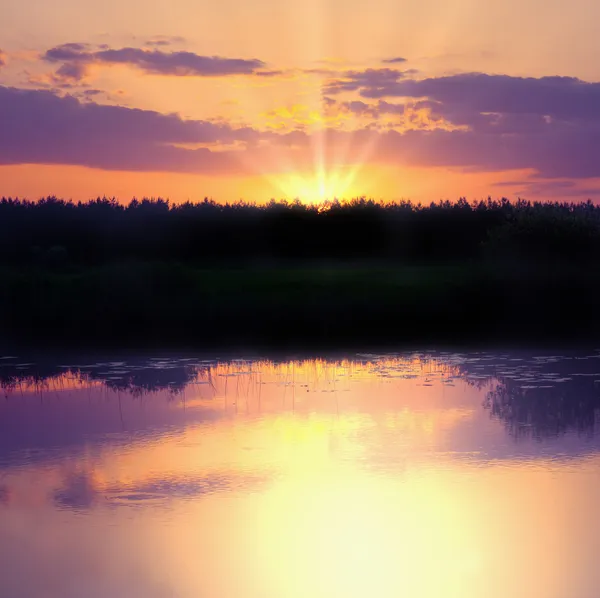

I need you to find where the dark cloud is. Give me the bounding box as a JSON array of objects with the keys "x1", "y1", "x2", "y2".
[
  {"x1": 323, "y1": 68, "x2": 407, "y2": 95},
  {"x1": 43, "y1": 43, "x2": 266, "y2": 78},
  {"x1": 382, "y1": 57, "x2": 407, "y2": 64}
]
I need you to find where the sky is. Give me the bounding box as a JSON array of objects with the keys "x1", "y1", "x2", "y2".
[{"x1": 2, "y1": 0, "x2": 600, "y2": 203}]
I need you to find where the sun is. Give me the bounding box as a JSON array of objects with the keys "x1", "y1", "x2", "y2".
[{"x1": 275, "y1": 167, "x2": 361, "y2": 202}]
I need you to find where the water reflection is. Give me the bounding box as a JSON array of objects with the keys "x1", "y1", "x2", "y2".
[
  {"x1": 52, "y1": 469, "x2": 270, "y2": 511},
  {"x1": 2, "y1": 351, "x2": 600, "y2": 597}
]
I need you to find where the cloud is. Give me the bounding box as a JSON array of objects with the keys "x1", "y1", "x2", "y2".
[
  {"x1": 493, "y1": 178, "x2": 600, "y2": 198},
  {"x1": 370, "y1": 126, "x2": 600, "y2": 179},
  {"x1": 74, "y1": 88, "x2": 107, "y2": 102},
  {"x1": 6, "y1": 69, "x2": 600, "y2": 182},
  {"x1": 145, "y1": 36, "x2": 186, "y2": 47},
  {"x1": 269, "y1": 122, "x2": 600, "y2": 180},
  {"x1": 338, "y1": 100, "x2": 377, "y2": 116},
  {"x1": 145, "y1": 40, "x2": 171, "y2": 47},
  {"x1": 304, "y1": 67, "x2": 340, "y2": 76},
  {"x1": 0, "y1": 50, "x2": 6, "y2": 68},
  {"x1": 342, "y1": 72, "x2": 600, "y2": 124},
  {"x1": 0, "y1": 85, "x2": 261, "y2": 173},
  {"x1": 323, "y1": 68, "x2": 407, "y2": 95},
  {"x1": 382, "y1": 57, "x2": 407, "y2": 64},
  {"x1": 254, "y1": 69, "x2": 286, "y2": 77},
  {"x1": 316, "y1": 71, "x2": 600, "y2": 178},
  {"x1": 325, "y1": 97, "x2": 406, "y2": 118},
  {"x1": 80, "y1": 89, "x2": 103, "y2": 97},
  {"x1": 55, "y1": 61, "x2": 88, "y2": 81},
  {"x1": 44, "y1": 42, "x2": 91, "y2": 62},
  {"x1": 43, "y1": 43, "x2": 266, "y2": 79}
]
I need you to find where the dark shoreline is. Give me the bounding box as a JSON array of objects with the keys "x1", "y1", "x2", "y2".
[
  {"x1": 3, "y1": 196, "x2": 600, "y2": 352},
  {"x1": 2, "y1": 261, "x2": 600, "y2": 353}
]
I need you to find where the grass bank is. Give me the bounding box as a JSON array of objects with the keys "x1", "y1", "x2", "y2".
[{"x1": 1, "y1": 260, "x2": 598, "y2": 351}]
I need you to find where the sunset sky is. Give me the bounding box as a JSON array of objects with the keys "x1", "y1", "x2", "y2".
[{"x1": 2, "y1": 0, "x2": 600, "y2": 202}]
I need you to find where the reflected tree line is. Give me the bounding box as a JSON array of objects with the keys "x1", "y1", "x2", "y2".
[
  {"x1": 483, "y1": 381, "x2": 600, "y2": 439},
  {"x1": 0, "y1": 362, "x2": 202, "y2": 398},
  {"x1": 455, "y1": 358, "x2": 600, "y2": 438},
  {"x1": 2, "y1": 356, "x2": 600, "y2": 439}
]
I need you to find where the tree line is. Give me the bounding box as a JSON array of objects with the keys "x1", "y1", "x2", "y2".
[{"x1": 1, "y1": 195, "x2": 599, "y2": 266}]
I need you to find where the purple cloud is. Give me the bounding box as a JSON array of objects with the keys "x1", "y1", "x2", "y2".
[
  {"x1": 0, "y1": 85, "x2": 261, "y2": 173},
  {"x1": 6, "y1": 68, "x2": 600, "y2": 183},
  {"x1": 55, "y1": 61, "x2": 88, "y2": 81},
  {"x1": 44, "y1": 42, "x2": 91, "y2": 61},
  {"x1": 269, "y1": 121, "x2": 600, "y2": 180},
  {"x1": 304, "y1": 67, "x2": 340, "y2": 76},
  {"x1": 325, "y1": 97, "x2": 406, "y2": 118},
  {"x1": 145, "y1": 36, "x2": 186, "y2": 47},
  {"x1": 319, "y1": 72, "x2": 600, "y2": 178},
  {"x1": 369, "y1": 126, "x2": 600, "y2": 179},
  {"x1": 254, "y1": 69, "x2": 286, "y2": 77},
  {"x1": 376, "y1": 100, "x2": 407, "y2": 115},
  {"x1": 43, "y1": 43, "x2": 266, "y2": 78},
  {"x1": 74, "y1": 89, "x2": 106, "y2": 102},
  {"x1": 343, "y1": 72, "x2": 600, "y2": 124},
  {"x1": 340, "y1": 100, "x2": 377, "y2": 116},
  {"x1": 493, "y1": 178, "x2": 600, "y2": 199},
  {"x1": 146, "y1": 40, "x2": 170, "y2": 47},
  {"x1": 382, "y1": 57, "x2": 407, "y2": 64},
  {"x1": 323, "y1": 68, "x2": 407, "y2": 95}
]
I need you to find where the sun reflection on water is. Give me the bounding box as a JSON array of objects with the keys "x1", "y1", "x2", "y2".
[{"x1": 1, "y1": 352, "x2": 600, "y2": 597}]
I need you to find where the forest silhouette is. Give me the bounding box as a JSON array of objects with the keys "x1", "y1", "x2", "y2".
[
  {"x1": 1, "y1": 195, "x2": 600, "y2": 265},
  {"x1": 2, "y1": 195, "x2": 600, "y2": 349}
]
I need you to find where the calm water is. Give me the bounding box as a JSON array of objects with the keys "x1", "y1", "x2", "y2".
[{"x1": 2, "y1": 351, "x2": 600, "y2": 598}]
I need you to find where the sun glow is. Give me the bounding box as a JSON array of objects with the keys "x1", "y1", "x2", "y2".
[{"x1": 276, "y1": 167, "x2": 361, "y2": 202}]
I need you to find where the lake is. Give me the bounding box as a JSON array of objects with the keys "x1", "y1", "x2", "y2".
[{"x1": 1, "y1": 350, "x2": 600, "y2": 598}]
